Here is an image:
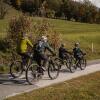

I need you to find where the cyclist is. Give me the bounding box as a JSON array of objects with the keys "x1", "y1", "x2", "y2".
[
  {"x1": 59, "y1": 43, "x2": 71, "y2": 60},
  {"x1": 73, "y1": 42, "x2": 84, "y2": 61},
  {"x1": 17, "y1": 33, "x2": 33, "y2": 68},
  {"x1": 33, "y1": 36, "x2": 55, "y2": 73}
]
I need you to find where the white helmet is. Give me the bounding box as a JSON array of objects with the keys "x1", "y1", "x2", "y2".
[
  {"x1": 75, "y1": 42, "x2": 79, "y2": 47},
  {"x1": 23, "y1": 33, "x2": 28, "y2": 39},
  {"x1": 41, "y1": 36, "x2": 48, "y2": 42}
]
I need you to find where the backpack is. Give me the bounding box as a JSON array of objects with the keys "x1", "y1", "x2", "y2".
[
  {"x1": 73, "y1": 47, "x2": 82, "y2": 57},
  {"x1": 33, "y1": 40, "x2": 44, "y2": 54}
]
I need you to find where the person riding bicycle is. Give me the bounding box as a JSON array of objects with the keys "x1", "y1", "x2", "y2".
[
  {"x1": 59, "y1": 43, "x2": 71, "y2": 60},
  {"x1": 33, "y1": 36, "x2": 55, "y2": 73},
  {"x1": 73, "y1": 42, "x2": 84, "y2": 61},
  {"x1": 17, "y1": 33, "x2": 33, "y2": 68}
]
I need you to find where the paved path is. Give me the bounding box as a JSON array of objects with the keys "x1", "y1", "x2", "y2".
[{"x1": 0, "y1": 60, "x2": 100, "y2": 100}]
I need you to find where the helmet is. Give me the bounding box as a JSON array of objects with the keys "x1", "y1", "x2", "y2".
[
  {"x1": 41, "y1": 36, "x2": 48, "y2": 42},
  {"x1": 23, "y1": 33, "x2": 28, "y2": 39},
  {"x1": 75, "y1": 42, "x2": 79, "y2": 47},
  {"x1": 61, "y1": 43, "x2": 65, "y2": 47}
]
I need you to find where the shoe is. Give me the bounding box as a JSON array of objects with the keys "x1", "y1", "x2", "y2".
[
  {"x1": 41, "y1": 66, "x2": 46, "y2": 71},
  {"x1": 23, "y1": 66, "x2": 27, "y2": 71}
]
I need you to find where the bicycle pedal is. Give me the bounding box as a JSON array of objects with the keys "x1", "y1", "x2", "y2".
[{"x1": 41, "y1": 67, "x2": 46, "y2": 71}]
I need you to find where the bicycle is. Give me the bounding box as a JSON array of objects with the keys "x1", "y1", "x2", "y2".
[
  {"x1": 74, "y1": 53, "x2": 87, "y2": 70},
  {"x1": 26, "y1": 55, "x2": 60, "y2": 85},
  {"x1": 54, "y1": 54, "x2": 76, "y2": 73},
  {"x1": 10, "y1": 52, "x2": 32, "y2": 78}
]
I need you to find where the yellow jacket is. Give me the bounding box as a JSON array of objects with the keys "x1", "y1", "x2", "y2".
[{"x1": 18, "y1": 37, "x2": 33, "y2": 53}]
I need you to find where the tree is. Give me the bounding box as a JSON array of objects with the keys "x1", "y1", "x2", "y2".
[
  {"x1": 15, "y1": 0, "x2": 22, "y2": 9},
  {"x1": 46, "y1": 0, "x2": 62, "y2": 11},
  {"x1": 60, "y1": 0, "x2": 73, "y2": 20},
  {"x1": 21, "y1": 0, "x2": 36, "y2": 15},
  {"x1": 30, "y1": 0, "x2": 43, "y2": 15},
  {"x1": 96, "y1": 8, "x2": 100, "y2": 23},
  {"x1": 0, "y1": 0, "x2": 7, "y2": 19}
]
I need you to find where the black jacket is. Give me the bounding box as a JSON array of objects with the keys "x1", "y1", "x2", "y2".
[{"x1": 59, "y1": 47, "x2": 69, "y2": 59}]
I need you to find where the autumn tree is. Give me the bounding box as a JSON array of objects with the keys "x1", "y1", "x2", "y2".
[
  {"x1": 0, "y1": 0, "x2": 8, "y2": 19},
  {"x1": 8, "y1": 15, "x2": 33, "y2": 51}
]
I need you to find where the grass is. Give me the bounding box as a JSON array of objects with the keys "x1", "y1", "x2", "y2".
[
  {"x1": 0, "y1": 17, "x2": 100, "y2": 60},
  {"x1": 0, "y1": 3, "x2": 21, "y2": 37},
  {"x1": 31, "y1": 17, "x2": 100, "y2": 59},
  {"x1": 32, "y1": 17, "x2": 100, "y2": 34},
  {"x1": 62, "y1": 33, "x2": 100, "y2": 59},
  {"x1": 6, "y1": 71, "x2": 100, "y2": 100}
]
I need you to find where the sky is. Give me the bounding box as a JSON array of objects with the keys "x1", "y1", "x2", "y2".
[
  {"x1": 92, "y1": 0, "x2": 100, "y2": 8},
  {"x1": 74, "y1": 0, "x2": 100, "y2": 8}
]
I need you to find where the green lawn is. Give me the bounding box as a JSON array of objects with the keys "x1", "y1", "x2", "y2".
[
  {"x1": 32, "y1": 17, "x2": 100, "y2": 34},
  {"x1": 6, "y1": 71, "x2": 100, "y2": 100}
]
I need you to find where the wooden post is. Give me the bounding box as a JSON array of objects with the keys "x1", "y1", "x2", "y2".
[{"x1": 92, "y1": 42, "x2": 94, "y2": 53}]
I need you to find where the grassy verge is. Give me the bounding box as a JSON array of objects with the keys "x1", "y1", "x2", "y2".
[{"x1": 6, "y1": 71, "x2": 100, "y2": 100}]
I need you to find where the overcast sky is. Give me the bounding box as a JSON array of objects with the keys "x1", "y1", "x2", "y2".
[
  {"x1": 92, "y1": 0, "x2": 100, "y2": 8},
  {"x1": 74, "y1": 0, "x2": 100, "y2": 8}
]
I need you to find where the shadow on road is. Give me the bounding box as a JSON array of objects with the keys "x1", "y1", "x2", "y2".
[
  {"x1": 60, "y1": 69, "x2": 70, "y2": 73},
  {"x1": 0, "y1": 73, "x2": 28, "y2": 86},
  {"x1": 0, "y1": 68, "x2": 72, "y2": 86},
  {"x1": 0, "y1": 73, "x2": 53, "y2": 86}
]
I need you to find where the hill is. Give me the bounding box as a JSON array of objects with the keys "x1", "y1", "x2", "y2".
[
  {"x1": 0, "y1": 16, "x2": 100, "y2": 60},
  {"x1": 0, "y1": 3, "x2": 100, "y2": 61}
]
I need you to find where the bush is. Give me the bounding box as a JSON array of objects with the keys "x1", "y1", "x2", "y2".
[
  {"x1": 46, "y1": 9, "x2": 55, "y2": 18},
  {"x1": 7, "y1": 15, "x2": 33, "y2": 50},
  {"x1": 33, "y1": 19, "x2": 61, "y2": 49},
  {"x1": 0, "y1": 66, "x2": 5, "y2": 72},
  {"x1": 8, "y1": 15, "x2": 61, "y2": 52},
  {"x1": 0, "y1": 0, "x2": 7, "y2": 19}
]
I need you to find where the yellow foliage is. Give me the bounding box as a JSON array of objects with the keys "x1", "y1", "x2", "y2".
[{"x1": 15, "y1": 0, "x2": 23, "y2": 6}]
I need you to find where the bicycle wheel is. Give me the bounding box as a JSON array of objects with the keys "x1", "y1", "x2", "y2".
[
  {"x1": 48, "y1": 61, "x2": 60, "y2": 80},
  {"x1": 80, "y1": 59, "x2": 87, "y2": 70},
  {"x1": 10, "y1": 61, "x2": 23, "y2": 78},
  {"x1": 26, "y1": 63, "x2": 39, "y2": 85},
  {"x1": 54, "y1": 58, "x2": 62, "y2": 69},
  {"x1": 67, "y1": 58, "x2": 76, "y2": 73}
]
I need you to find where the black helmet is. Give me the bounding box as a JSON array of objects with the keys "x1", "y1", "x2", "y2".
[{"x1": 61, "y1": 43, "x2": 65, "y2": 47}]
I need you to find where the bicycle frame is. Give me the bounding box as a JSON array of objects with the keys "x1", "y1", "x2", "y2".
[{"x1": 75, "y1": 55, "x2": 86, "y2": 68}]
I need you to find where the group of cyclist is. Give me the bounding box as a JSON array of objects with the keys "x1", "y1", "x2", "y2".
[{"x1": 17, "y1": 33, "x2": 85, "y2": 74}]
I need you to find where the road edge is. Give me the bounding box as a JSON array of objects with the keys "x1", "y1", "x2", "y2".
[{"x1": 5, "y1": 59, "x2": 100, "y2": 99}]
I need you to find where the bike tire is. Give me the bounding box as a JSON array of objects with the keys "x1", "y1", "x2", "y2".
[
  {"x1": 66, "y1": 58, "x2": 76, "y2": 73},
  {"x1": 54, "y1": 58, "x2": 63, "y2": 69},
  {"x1": 26, "y1": 63, "x2": 39, "y2": 85},
  {"x1": 48, "y1": 61, "x2": 60, "y2": 80},
  {"x1": 80, "y1": 59, "x2": 87, "y2": 70},
  {"x1": 10, "y1": 60, "x2": 23, "y2": 78}
]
